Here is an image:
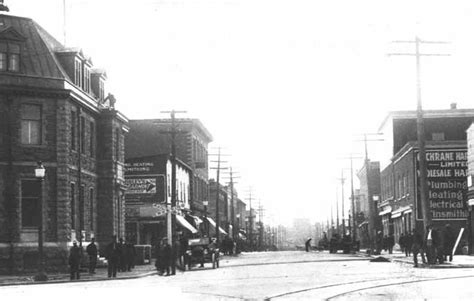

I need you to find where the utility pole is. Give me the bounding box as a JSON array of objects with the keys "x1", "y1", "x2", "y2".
[
  {"x1": 160, "y1": 110, "x2": 186, "y2": 246},
  {"x1": 209, "y1": 147, "x2": 228, "y2": 244},
  {"x1": 223, "y1": 167, "x2": 240, "y2": 240},
  {"x1": 338, "y1": 170, "x2": 346, "y2": 235},
  {"x1": 354, "y1": 133, "x2": 383, "y2": 251},
  {"x1": 338, "y1": 155, "x2": 363, "y2": 241},
  {"x1": 246, "y1": 189, "x2": 254, "y2": 251},
  {"x1": 388, "y1": 37, "x2": 450, "y2": 234}
]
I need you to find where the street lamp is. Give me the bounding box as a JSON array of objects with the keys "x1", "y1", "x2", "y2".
[{"x1": 34, "y1": 161, "x2": 47, "y2": 281}]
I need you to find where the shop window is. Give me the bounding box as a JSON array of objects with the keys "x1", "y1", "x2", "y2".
[{"x1": 21, "y1": 179, "x2": 40, "y2": 228}]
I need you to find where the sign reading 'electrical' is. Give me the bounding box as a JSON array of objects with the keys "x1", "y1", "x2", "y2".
[{"x1": 416, "y1": 149, "x2": 469, "y2": 220}]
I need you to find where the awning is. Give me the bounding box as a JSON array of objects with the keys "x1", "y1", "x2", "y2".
[
  {"x1": 189, "y1": 215, "x2": 203, "y2": 225},
  {"x1": 176, "y1": 215, "x2": 198, "y2": 234},
  {"x1": 391, "y1": 206, "x2": 411, "y2": 218},
  {"x1": 206, "y1": 217, "x2": 228, "y2": 235},
  {"x1": 378, "y1": 207, "x2": 392, "y2": 216}
]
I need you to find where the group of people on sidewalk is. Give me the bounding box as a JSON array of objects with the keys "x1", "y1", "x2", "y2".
[
  {"x1": 154, "y1": 237, "x2": 181, "y2": 276},
  {"x1": 68, "y1": 235, "x2": 137, "y2": 280},
  {"x1": 388, "y1": 224, "x2": 456, "y2": 267}
]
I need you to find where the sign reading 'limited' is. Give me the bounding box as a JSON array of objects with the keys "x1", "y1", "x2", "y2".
[{"x1": 416, "y1": 149, "x2": 469, "y2": 220}]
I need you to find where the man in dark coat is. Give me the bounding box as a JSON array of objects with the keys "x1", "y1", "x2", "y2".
[
  {"x1": 375, "y1": 231, "x2": 383, "y2": 255},
  {"x1": 162, "y1": 239, "x2": 172, "y2": 276},
  {"x1": 86, "y1": 237, "x2": 98, "y2": 274},
  {"x1": 399, "y1": 233, "x2": 406, "y2": 256},
  {"x1": 443, "y1": 224, "x2": 456, "y2": 262},
  {"x1": 69, "y1": 240, "x2": 82, "y2": 280},
  {"x1": 125, "y1": 241, "x2": 136, "y2": 271},
  {"x1": 305, "y1": 238, "x2": 312, "y2": 252},
  {"x1": 105, "y1": 235, "x2": 120, "y2": 278},
  {"x1": 387, "y1": 234, "x2": 395, "y2": 254},
  {"x1": 412, "y1": 229, "x2": 426, "y2": 267},
  {"x1": 405, "y1": 231, "x2": 413, "y2": 257},
  {"x1": 118, "y1": 238, "x2": 126, "y2": 272}
]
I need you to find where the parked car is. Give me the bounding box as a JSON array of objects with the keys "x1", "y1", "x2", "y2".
[{"x1": 184, "y1": 237, "x2": 220, "y2": 270}]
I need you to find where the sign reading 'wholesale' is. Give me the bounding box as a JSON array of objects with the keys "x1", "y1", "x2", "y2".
[{"x1": 416, "y1": 149, "x2": 469, "y2": 220}]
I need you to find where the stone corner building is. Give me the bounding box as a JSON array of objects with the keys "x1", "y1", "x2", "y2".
[{"x1": 0, "y1": 13, "x2": 129, "y2": 273}]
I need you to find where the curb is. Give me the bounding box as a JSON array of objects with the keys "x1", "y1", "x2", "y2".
[{"x1": 0, "y1": 270, "x2": 157, "y2": 287}]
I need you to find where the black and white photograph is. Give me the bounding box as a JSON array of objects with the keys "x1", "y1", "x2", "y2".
[{"x1": 1, "y1": 0, "x2": 474, "y2": 300}]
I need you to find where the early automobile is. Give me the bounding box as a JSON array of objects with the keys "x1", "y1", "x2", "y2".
[{"x1": 184, "y1": 237, "x2": 220, "y2": 270}]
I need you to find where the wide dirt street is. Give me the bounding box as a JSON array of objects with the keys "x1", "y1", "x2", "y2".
[{"x1": 2, "y1": 251, "x2": 473, "y2": 300}]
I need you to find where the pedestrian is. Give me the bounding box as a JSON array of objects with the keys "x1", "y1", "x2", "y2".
[
  {"x1": 375, "y1": 231, "x2": 383, "y2": 255},
  {"x1": 105, "y1": 235, "x2": 120, "y2": 278},
  {"x1": 405, "y1": 231, "x2": 413, "y2": 257},
  {"x1": 86, "y1": 237, "x2": 98, "y2": 274},
  {"x1": 424, "y1": 225, "x2": 436, "y2": 264},
  {"x1": 170, "y1": 238, "x2": 180, "y2": 275},
  {"x1": 118, "y1": 237, "x2": 126, "y2": 272},
  {"x1": 388, "y1": 233, "x2": 394, "y2": 254},
  {"x1": 155, "y1": 239, "x2": 164, "y2": 275},
  {"x1": 69, "y1": 240, "x2": 82, "y2": 280},
  {"x1": 163, "y1": 238, "x2": 172, "y2": 276},
  {"x1": 305, "y1": 238, "x2": 312, "y2": 252},
  {"x1": 125, "y1": 241, "x2": 136, "y2": 271},
  {"x1": 412, "y1": 229, "x2": 426, "y2": 267},
  {"x1": 399, "y1": 233, "x2": 406, "y2": 256},
  {"x1": 443, "y1": 224, "x2": 455, "y2": 262}
]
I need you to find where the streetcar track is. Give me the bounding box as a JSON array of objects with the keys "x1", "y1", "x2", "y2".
[
  {"x1": 220, "y1": 258, "x2": 372, "y2": 269},
  {"x1": 263, "y1": 274, "x2": 474, "y2": 300},
  {"x1": 324, "y1": 275, "x2": 474, "y2": 300}
]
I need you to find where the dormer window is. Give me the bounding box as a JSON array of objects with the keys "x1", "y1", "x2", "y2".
[
  {"x1": 74, "y1": 58, "x2": 82, "y2": 87},
  {"x1": 0, "y1": 42, "x2": 20, "y2": 72},
  {"x1": 84, "y1": 65, "x2": 91, "y2": 93}
]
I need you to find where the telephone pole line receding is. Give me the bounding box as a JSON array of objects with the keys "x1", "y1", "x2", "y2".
[
  {"x1": 339, "y1": 155, "x2": 363, "y2": 241},
  {"x1": 209, "y1": 147, "x2": 229, "y2": 244},
  {"x1": 160, "y1": 110, "x2": 187, "y2": 246},
  {"x1": 388, "y1": 37, "x2": 450, "y2": 233},
  {"x1": 337, "y1": 170, "x2": 346, "y2": 236}
]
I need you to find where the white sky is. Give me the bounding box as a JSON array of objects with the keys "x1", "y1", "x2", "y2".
[{"x1": 9, "y1": 0, "x2": 474, "y2": 226}]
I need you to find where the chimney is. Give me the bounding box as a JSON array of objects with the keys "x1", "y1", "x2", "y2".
[{"x1": 450, "y1": 102, "x2": 457, "y2": 110}]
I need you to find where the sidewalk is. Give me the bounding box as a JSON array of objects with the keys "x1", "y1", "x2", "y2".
[
  {"x1": 362, "y1": 250, "x2": 474, "y2": 268},
  {"x1": 0, "y1": 263, "x2": 157, "y2": 286}
]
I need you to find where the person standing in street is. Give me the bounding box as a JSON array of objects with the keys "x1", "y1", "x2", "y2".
[
  {"x1": 69, "y1": 240, "x2": 82, "y2": 280},
  {"x1": 443, "y1": 224, "x2": 455, "y2": 262},
  {"x1": 388, "y1": 233, "x2": 394, "y2": 254},
  {"x1": 412, "y1": 229, "x2": 426, "y2": 267},
  {"x1": 118, "y1": 237, "x2": 126, "y2": 272},
  {"x1": 405, "y1": 231, "x2": 413, "y2": 257},
  {"x1": 163, "y1": 238, "x2": 172, "y2": 276},
  {"x1": 305, "y1": 238, "x2": 312, "y2": 252},
  {"x1": 105, "y1": 235, "x2": 120, "y2": 278},
  {"x1": 86, "y1": 238, "x2": 98, "y2": 274},
  {"x1": 399, "y1": 233, "x2": 406, "y2": 256}
]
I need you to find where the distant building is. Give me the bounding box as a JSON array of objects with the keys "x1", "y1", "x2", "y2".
[
  {"x1": 357, "y1": 161, "x2": 381, "y2": 249},
  {"x1": 378, "y1": 105, "x2": 473, "y2": 249},
  {"x1": 0, "y1": 13, "x2": 128, "y2": 272},
  {"x1": 208, "y1": 179, "x2": 229, "y2": 241}
]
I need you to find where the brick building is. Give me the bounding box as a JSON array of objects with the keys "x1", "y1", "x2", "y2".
[
  {"x1": 208, "y1": 179, "x2": 229, "y2": 241},
  {"x1": 464, "y1": 123, "x2": 474, "y2": 254},
  {"x1": 124, "y1": 154, "x2": 196, "y2": 246},
  {"x1": 125, "y1": 119, "x2": 212, "y2": 218},
  {"x1": 378, "y1": 106, "x2": 473, "y2": 250},
  {"x1": 356, "y1": 161, "x2": 381, "y2": 249},
  {"x1": 0, "y1": 13, "x2": 128, "y2": 272}
]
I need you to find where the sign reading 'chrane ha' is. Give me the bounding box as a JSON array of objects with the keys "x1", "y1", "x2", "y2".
[{"x1": 416, "y1": 149, "x2": 469, "y2": 220}]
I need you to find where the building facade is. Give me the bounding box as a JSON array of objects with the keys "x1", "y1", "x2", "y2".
[
  {"x1": 379, "y1": 106, "x2": 473, "y2": 251},
  {"x1": 0, "y1": 13, "x2": 128, "y2": 272},
  {"x1": 124, "y1": 154, "x2": 196, "y2": 246},
  {"x1": 356, "y1": 161, "x2": 381, "y2": 249},
  {"x1": 125, "y1": 119, "x2": 212, "y2": 218}
]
